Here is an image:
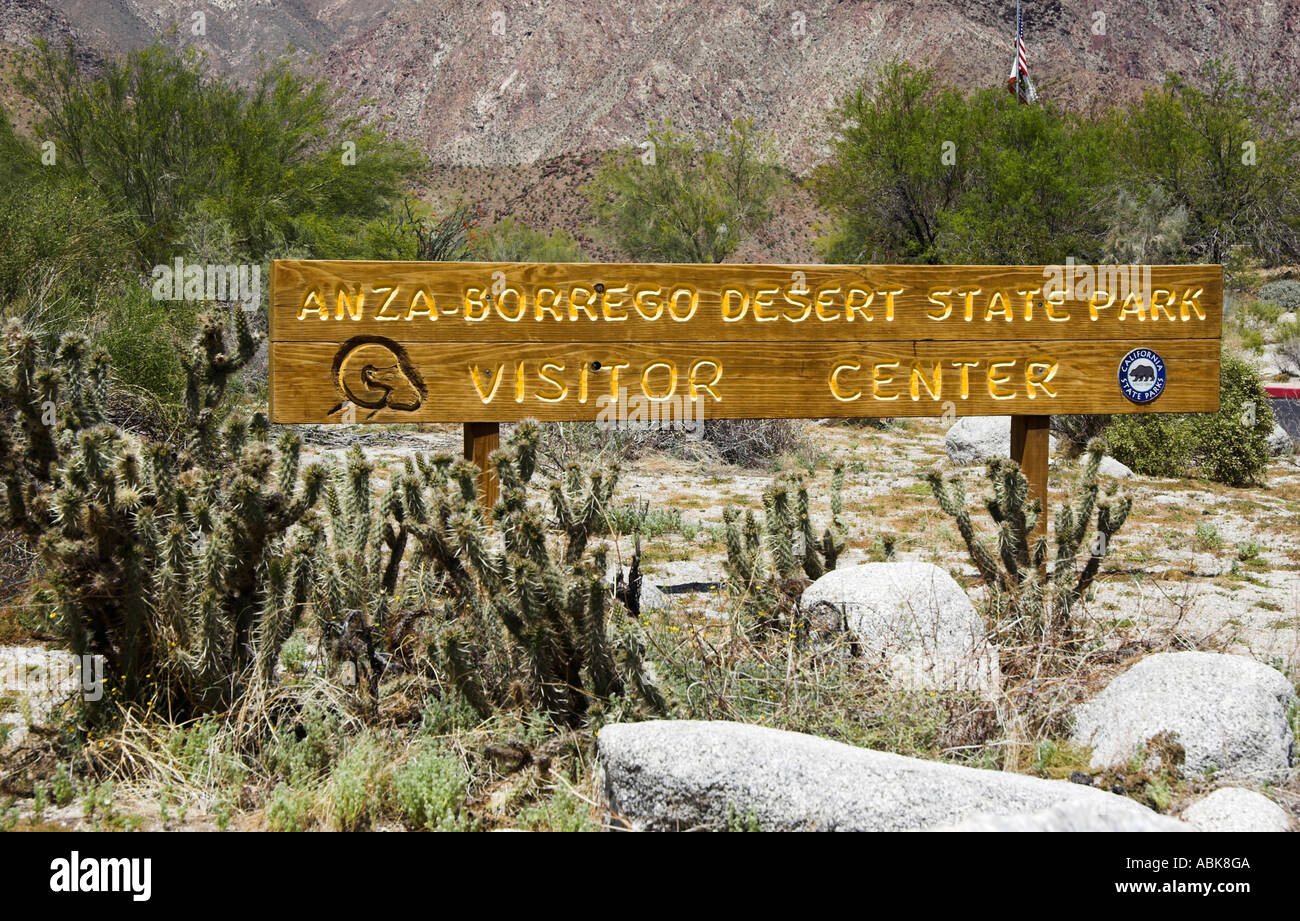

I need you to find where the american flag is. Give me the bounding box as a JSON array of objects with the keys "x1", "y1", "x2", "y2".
[{"x1": 1007, "y1": 1, "x2": 1039, "y2": 103}]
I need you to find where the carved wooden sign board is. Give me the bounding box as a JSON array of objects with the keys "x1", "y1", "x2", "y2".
[{"x1": 269, "y1": 261, "x2": 1222, "y2": 424}]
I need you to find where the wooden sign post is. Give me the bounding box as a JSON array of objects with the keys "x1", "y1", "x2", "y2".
[{"x1": 269, "y1": 261, "x2": 1223, "y2": 523}]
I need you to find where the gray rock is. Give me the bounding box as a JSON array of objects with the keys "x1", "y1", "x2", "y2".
[
  {"x1": 598, "y1": 720, "x2": 1176, "y2": 832},
  {"x1": 944, "y1": 416, "x2": 1058, "y2": 465},
  {"x1": 800, "y1": 562, "x2": 999, "y2": 694},
  {"x1": 606, "y1": 562, "x2": 672, "y2": 612},
  {"x1": 1079, "y1": 454, "x2": 1134, "y2": 478},
  {"x1": 1071, "y1": 651, "x2": 1298, "y2": 781},
  {"x1": 1267, "y1": 423, "x2": 1294, "y2": 456},
  {"x1": 940, "y1": 801, "x2": 1190, "y2": 832},
  {"x1": 1180, "y1": 788, "x2": 1293, "y2": 832}
]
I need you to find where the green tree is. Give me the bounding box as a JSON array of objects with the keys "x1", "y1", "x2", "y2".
[
  {"x1": 934, "y1": 91, "x2": 1116, "y2": 264},
  {"x1": 815, "y1": 61, "x2": 1116, "y2": 265},
  {"x1": 585, "y1": 118, "x2": 781, "y2": 263},
  {"x1": 1120, "y1": 62, "x2": 1300, "y2": 265},
  {"x1": 18, "y1": 39, "x2": 423, "y2": 267},
  {"x1": 814, "y1": 62, "x2": 967, "y2": 263},
  {"x1": 0, "y1": 107, "x2": 131, "y2": 332}
]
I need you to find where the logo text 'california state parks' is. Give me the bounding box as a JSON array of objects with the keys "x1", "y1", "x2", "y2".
[
  {"x1": 329, "y1": 336, "x2": 426, "y2": 419},
  {"x1": 1118, "y1": 347, "x2": 1166, "y2": 404}
]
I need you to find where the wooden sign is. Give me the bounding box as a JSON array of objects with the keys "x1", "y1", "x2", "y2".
[{"x1": 269, "y1": 261, "x2": 1222, "y2": 423}]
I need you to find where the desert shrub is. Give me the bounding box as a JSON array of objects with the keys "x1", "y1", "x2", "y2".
[
  {"x1": 818, "y1": 60, "x2": 1300, "y2": 266},
  {"x1": 1238, "y1": 298, "x2": 1284, "y2": 326},
  {"x1": 1259, "y1": 279, "x2": 1300, "y2": 312},
  {"x1": 815, "y1": 61, "x2": 1115, "y2": 264},
  {"x1": 402, "y1": 201, "x2": 478, "y2": 262},
  {"x1": 1276, "y1": 319, "x2": 1300, "y2": 375},
  {"x1": 605, "y1": 502, "x2": 683, "y2": 538},
  {"x1": 0, "y1": 529, "x2": 34, "y2": 610},
  {"x1": 265, "y1": 782, "x2": 315, "y2": 832},
  {"x1": 390, "y1": 742, "x2": 470, "y2": 831},
  {"x1": 1237, "y1": 327, "x2": 1266, "y2": 353},
  {"x1": 96, "y1": 282, "x2": 197, "y2": 406},
  {"x1": 705, "y1": 419, "x2": 806, "y2": 467},
  {"x1": 926, "y1": 447, "x2": 1131, "y2": 649},
  {"x1": 158, "y1": 716, "x2": 249, "y2": 791},
  {"x1": 1105, "y1": 416, "x2": 1194, "y2": 478},
  {"x1": 0, "y1": 312, "x2": 326, "y2": 721},
  {"x1": 1102, "y1": 185, "x2": 1188, "y2": 264},
  {"x1": 518, "y1": 788, "x2": 595, "y2": 831},
  {"x1": 326, "y1": 733, "x2": 387, "y2": 831},
  {"x1": 1106, "y1": 352, "x2": 1274, "y2": 486},
  {"x1": 1193, "y1": 522, "x2": 1223, "y2": 552},
  {"x1": 1236, "y1": 540, "x2": 1265, "y2": 564},
  {"x1": 536, "y1": 418, "x2": 803, "y2": 471},
  {"x1": 1188, "y1": 353, "x2": 1275, "y2": 485},
  {"x1": 0, "y1": 112, "x2": 132, "y2": 332},
  {"x1": 534, "y1": 420, "x2": 681, "y2": 474},
  {"x1": 472, "y1": 217, "x2": 585, "y2": 262},
  {"x1": 586, "y1": 118, "x2": 781, "y2": 263},
  {"x1": 1051, "y1": 414, "x2": 1113, "y2": 456},
  {"x1": 1119, "y1": 64, "x2": 1300, "y2": 265}
]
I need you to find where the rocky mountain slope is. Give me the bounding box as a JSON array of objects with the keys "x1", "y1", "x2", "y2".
[
  {"x1": 322, "y1": 0, "x2": 1300, "y2": 172},
  {"x1": 5, "y1": 1, "x2": 1298, "y2": 173}
]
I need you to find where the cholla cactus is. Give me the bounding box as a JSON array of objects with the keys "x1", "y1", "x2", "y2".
[
  {"x1": 397, "y1": 421, "x2": 664, "y2": 726},
  {"x1": 305, "y1": 445, "x2": 413, "y2": 704},
  {"x1": 723, "y1": 463, "x2": 848, "y2": 627},
  {"x1": 0, "y1": 313, "x2": 325, "y2": 720},
  {"x1": 925, "y1": 445, "x2": 1132, "y2": 644}
]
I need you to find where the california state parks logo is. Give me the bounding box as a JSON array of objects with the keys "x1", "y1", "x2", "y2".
[{"x1": 1118, "y1": 348, "x2": 1166, "y2": 404}]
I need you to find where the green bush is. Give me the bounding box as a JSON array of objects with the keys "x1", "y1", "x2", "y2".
[
  {"x1": 326, "y1": 734, "x2": 386, "y2": 831},
  {"x1": 1106, "y1": 352, "x2": 1274, "y2": 486},
  {"x1": 471, "y1": 217, "x2": 585, "y2": 262},
  {"x1": 815, "y1": 61, "x2": 1116, "y2": 264},
  {"x1": 815, "y1": 60, "x2": 1300, "y2": 266},
  {"x1": 0, "y1": 113, "x2": 132, "y2": 333},
  {"x1": 1103, "y1": 416, "x2": 1193, "y2": 478},
  {"x1": 1237, "y1": 327, "x2": 1266, "y2": 353},
  {"x1": 1239, "y1": 299, "x2": 1284, "y2": 326},
  {"x1": 1193, "y1": 522, "x2": 1223, "y2": 552},
  {"x1": 518, "y1": 788, "x2": 595, "y2": 831},
  {"x1": 96, "y1": 283, "x2": 196, "y2": 405},
  {"x1": 265, "y1": 782, "x2": 315, "y2": 832},
  {"x1": 390, "y1": 742, "x2": 470, "y2": 831},
  {"x1": 1259, "y1": 280, "x2": 1300, "y2": 312},
  {"x1": 586, "y1": 118, "x2": 781, "y2": 263}
]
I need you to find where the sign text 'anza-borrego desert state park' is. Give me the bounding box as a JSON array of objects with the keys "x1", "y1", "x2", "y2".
[{"x1": 268, "y1": 261, "x2": 1222, "y2": 423}]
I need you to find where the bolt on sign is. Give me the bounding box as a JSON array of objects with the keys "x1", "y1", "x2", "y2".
[{"x1": 269, "y1": 261, "x2": 1222, "y2": 424}]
